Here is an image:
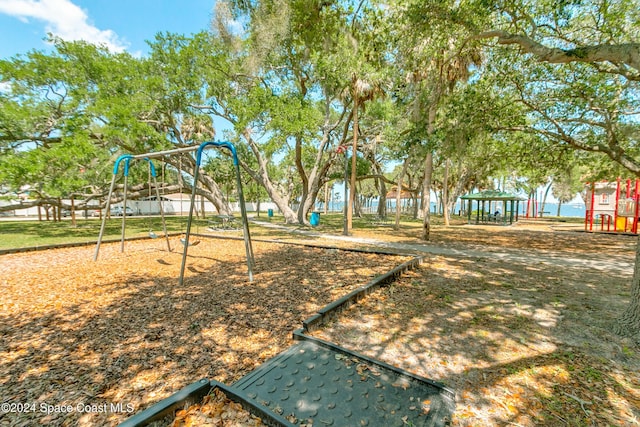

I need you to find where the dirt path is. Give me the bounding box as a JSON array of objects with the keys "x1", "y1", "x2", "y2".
[{"x1": 251, "y1": 220, "x2": 636, "y2": 272}]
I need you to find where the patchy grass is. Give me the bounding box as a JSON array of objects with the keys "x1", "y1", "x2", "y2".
[{"x1": 0, "y1": 217, "x2": 211, "y2": 250}]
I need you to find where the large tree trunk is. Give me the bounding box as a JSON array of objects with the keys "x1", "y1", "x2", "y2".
[
  {"x1": 615, "y1": 237, "x2": 640, "y2": 342},
  {"x1": 449, "y1": 165, "x2": 473, "y2": 216},
  {"x1": 301, "y1": 179, "x2": 323, "y2": 222},
  {"x1": 168, "y1": 156, "x2": 233, "y2": 216},
  {"x1": 295, "y1": 134, "x2": 310, "y2": 224},
  {"x1": 443, "y1": 159, "x2": 450, "y2": 227},
  {"x1": 57, "y1": 198, "x2": 62, "y2": 222},
  {"x1": 407, "y1": 171, "x2": 419, "y2": 219},
  {"x1": 421, "y1": 151, "x2": 434, "y2": 240},
  {"x1": 540, "y1": 181, "x2": 552, "y2": 218},
  {"x1": 475, "y1": 31, "x2": 640, "y2": 81},
  {"x1": 299, "y1": 131, "x2": 337, "y2": 225},
  {"x1": 377, "y1": 179, "x2": 387, "y2": 217},
  {"x1": 264, "y1": 183, "x2": 298, "y2": 223},
  {"x1": 372, "y1": 161, "x2": 387, "y2": 218},
  {"x1": 412, "y1": 193, "x2": 419, "y2": 219},
  {"x1": 417, "y1": 184, "x2": 425, "y2": 220},
  {"x1": 347, "y1": 95, "x2": 359, "y2": 232},
  {"x1": 421, "y1": 99, "x2": 438, "y2": 240},
  {"x1": 395, "y1": 158, "x2": 409, "y2": 230},
  {"x1": 323, "y1": 183, "x2": 329, "y2": 215},
  {"x1": 354, "y1": 186, "x2": 362, "y2": 218},
  {"x1": 292, "y1": 96, "x2": 343, "y2": 225},
  {"x1": 298, "y1": 139, "x2": 338, "y2": 224},
  {"x1": 252, "y1": 171, "x2": 297, "y2": 223},
  {"x1": 241, "y1": 130, "x2": 298, "y2": 223},
  {"x1": 70, "y1": 196, "x2": 77, "y2": 226}
]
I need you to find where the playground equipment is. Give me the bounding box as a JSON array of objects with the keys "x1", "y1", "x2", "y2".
[
  {"x1": 93, "y1": 142, "x2": 255, "y2": 283},
  {"x1": 585, "y1": 179, "x2": 640, "y2": 233},
  {"x1": 94, "y1": 155, "x2": 171, "y2": 259},
  {"x1": 179, "y1": 141, "x2": 255, "y2": 284}
]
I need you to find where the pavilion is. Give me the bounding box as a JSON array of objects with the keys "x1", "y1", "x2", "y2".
[{"x1": 460, "y1": 190, "x2": 525, "y2": 225}]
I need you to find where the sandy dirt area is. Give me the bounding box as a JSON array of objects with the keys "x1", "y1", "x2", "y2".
[{"x1": 310, "y1": 222, "x2": 640, "y2": 426}]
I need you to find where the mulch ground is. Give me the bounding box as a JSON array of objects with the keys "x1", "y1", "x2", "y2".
[
  {"x1": 0, "y1": 237, "x2": 408, "y2": 426},
  {"x1": 2, "y1": 223, "x2": 640, "y2": 427}
]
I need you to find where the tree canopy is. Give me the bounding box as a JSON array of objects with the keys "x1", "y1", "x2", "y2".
[{"x1": 0, "y1": 0, "x2": 637, "y2": 221}]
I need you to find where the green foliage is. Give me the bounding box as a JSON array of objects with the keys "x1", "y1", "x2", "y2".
[
  {"x1": 0, "y1": 42, "x2": 120, "y2": 199},
  {"x1": 1, "y1": 0, "x2": 639, "y2": 225},
  {"x1": 552, "y1": 165, "x2": 585, "y2": 204}
]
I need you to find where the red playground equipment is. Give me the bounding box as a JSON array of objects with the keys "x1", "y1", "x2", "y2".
[{"x1": 585, "y1": 178, "x2": 640, "y2": 233}]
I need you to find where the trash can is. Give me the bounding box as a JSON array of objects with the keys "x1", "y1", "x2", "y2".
[
  {"x1": 310, "y1": 212, "x2": 320, "y2": 226},
  {"x1": 267, "y1": 209, "x2": 274, "y2": 218}
]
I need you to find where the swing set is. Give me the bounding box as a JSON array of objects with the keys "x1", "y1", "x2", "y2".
[
  {"x1": 93, "y1": 141, "x2": 255, "y2": 283},
  {"x1": 94, "y1": 155, "x2": 172, "y2": 256}
]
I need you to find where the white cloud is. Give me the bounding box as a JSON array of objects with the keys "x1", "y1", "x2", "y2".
[{"x1": 0, "y1": 0, "x2": 128, "y2": 52}]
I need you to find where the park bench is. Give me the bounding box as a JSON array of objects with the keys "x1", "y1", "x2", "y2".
[
  {"x1": 207, "y1": 215, "x2": 240, "y2": 231},
  {"x1": 366, "y1": 214, "x2": 391, "y2": 226}
]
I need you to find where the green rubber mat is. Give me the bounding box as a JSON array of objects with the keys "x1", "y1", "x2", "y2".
[{"x1": 233, "y1": 335, "x2": 455, "y2": 427}]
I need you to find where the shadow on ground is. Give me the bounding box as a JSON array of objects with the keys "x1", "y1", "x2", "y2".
[
  {"x1": 0, "y1": 239, "x2": 407, "y2": 426},
  {"x1": 313, "y1": 253, "x2": 640, "y2": 426}
]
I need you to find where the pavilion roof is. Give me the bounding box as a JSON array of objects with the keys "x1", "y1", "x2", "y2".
[
  {"x1": 460, "y1": 190, "x2": 526, "y2": 201},
  {"x1": 385, "y1": 185, "x2": 413, "y2": 199}
]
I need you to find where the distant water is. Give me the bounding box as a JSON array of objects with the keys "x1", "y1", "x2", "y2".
[
  {"x1": 531, "y1": 202, "x2": 585, "y2": 218},
  {"x1": 318, "y1": 201, "x2": 587, "y2": 218}
]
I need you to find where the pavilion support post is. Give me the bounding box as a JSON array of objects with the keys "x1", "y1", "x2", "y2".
[
  {"x1": 510, "y1": 200, "x2": 515, "y2": 224},
  {"x1": 502, "y1": 200, "x2": 507, "y2": 224}
]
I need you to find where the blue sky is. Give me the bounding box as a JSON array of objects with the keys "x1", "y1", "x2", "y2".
[{"x1": 0, "y1": 0, "x2": 217, "y2": 59}]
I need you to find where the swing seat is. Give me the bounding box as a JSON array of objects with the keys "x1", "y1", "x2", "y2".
[
  {"x1": 180, "y1": 238, "x2": 200, "y2": 247},
  {"x1": 149, "y1": 231, "x2": 159, "y2": 239}
]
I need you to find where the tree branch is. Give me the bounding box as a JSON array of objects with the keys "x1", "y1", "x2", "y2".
[{"x1": 475, "y1": 30, "x2": 640, "y2": 80}]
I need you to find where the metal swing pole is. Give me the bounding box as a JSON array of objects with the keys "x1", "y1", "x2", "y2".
[
  {"x1": 179, "y1": 141, "x2": 255, "y2": 285},
  {"x1": 120, "y1": 158, "x2": 132, "y2": 253},
  {"x1": 94, "y1": 155, "x2": 133, "y2": 261},
  {"x1": 94, "y1": 173, "x2": 118, "y2": 261},
  {"x1": 233, "y1": 152, "x2": 256, "y2": 270},
  {"x1": 216, "y1": 141, "x2": 255, "y2": 276},
  {"x1": 179, "y1": 151, "x2": 200, "y2": 286},
  {"x1": 130, "y1": 145, "x2": 200, "y2": 160},
  {"x1": 146, "y1": 159, "x2": 172, "y2": 252}
]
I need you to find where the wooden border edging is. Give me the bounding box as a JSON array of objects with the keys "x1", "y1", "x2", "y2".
[
  {"x1": 302, "y1": 255, "x2": 423, "y2": 332},
  {"x1": 190, "y1": 233, "x2": 418, "y2": 257},
  {"x1": 0, "y1": 233, "x2": 182, "y2": 256}
]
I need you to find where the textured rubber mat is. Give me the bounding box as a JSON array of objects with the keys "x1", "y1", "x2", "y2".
[{"x1": 233, "y1": 336, "x2": 455, "y2": 427}]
